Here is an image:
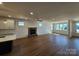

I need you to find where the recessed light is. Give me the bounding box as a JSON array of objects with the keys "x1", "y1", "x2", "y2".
[{"x1": 30, "y1": 12, "x2": 34, "y2": 15}]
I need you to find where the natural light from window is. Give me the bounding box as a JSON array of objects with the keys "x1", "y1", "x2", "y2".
[
  {"x1": 55, "y1": 23, "x2": 68, "y2": 31},
  {"x1": 76, "y1": 22, "x2": 79, "y2": 33},
  {"x1": 18, "y1": 21, "x2": 24, "y2": 26}
]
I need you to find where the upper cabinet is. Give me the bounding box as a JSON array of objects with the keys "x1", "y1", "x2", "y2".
[{"x1": 0, "y1": 20, "x2": 15, "y2": 29}]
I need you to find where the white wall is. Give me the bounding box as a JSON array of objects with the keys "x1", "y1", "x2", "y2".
[
  {"x1": 15, "y1": 20, "x2": 28, "y2": 39},
  {"x1": 37, "y1": 20, "x2": 52, "y2": 35},
  {"x1": 15, "y1": 20, "x2": 52, "y2": 39},
  {"x1": 15, "y1": 18, "x2": 79, "y2": 38}
]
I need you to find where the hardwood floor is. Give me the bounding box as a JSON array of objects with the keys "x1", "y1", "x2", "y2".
[{"x1": 3, "y1": 34, "x2": 79, "y2": 56}]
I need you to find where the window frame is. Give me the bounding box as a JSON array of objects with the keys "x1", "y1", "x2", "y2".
[
  {"x1": 55, "y1": 22, "x2": 68, "y2": 31},
  {"x1": 75, "y1": 21, "x2": 79, "y2": 33},
  {"x1": 18, "y1": 21, "x2": 25, "y2": 26}
]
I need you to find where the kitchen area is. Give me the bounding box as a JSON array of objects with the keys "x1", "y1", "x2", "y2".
[{"x1": 0, "y1": 18, "x2": 16, "y2": 55}]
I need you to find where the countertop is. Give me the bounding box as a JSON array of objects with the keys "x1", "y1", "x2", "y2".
[{"x1": 0, "y1": 34, "x2": 16, "y2": 42}]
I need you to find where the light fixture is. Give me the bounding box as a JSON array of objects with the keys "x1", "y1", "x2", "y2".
[
  {"x1": 0, "y1": 2, "x2": 3, "y2": 4},
  {"x1": 30, "y1": 12, "x2": 34, "y2": 15}
]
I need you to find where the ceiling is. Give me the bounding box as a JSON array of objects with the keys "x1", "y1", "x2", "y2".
[{"x1": 1, "y1": 2, "x2": 79, "y2": 21}]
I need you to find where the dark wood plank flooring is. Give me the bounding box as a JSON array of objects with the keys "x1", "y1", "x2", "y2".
[{"x1": 3, "y1": 34, "x2": 79, "y2": 56}]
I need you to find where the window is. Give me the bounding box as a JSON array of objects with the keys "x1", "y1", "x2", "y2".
[
  {"x1": 18, "y1": 21, "x2": 24, "y2": 26},
  {"x1": 37, "y1": 21, "x2": 43, "y2": 27},
  {"x1": 51, "y1": 24, "x2": 53, "y2": 30},
  {"x1": 76, "y1": 22, "x2": 79, "y2": 33},
  {"x1": 60, "y1": 24, "x2": 63, "y2": 30},
  {"x1": 55, "y1": 23, "x2": 68, "y2": 31},
  {"x1": 39, "y1": 23, "x2": 42, "y2": 27},
  {"x1": 63, "y1": 23, "x2": 68, "y2": 31},
  {"x1": 56, "y1": 24, "x2": 60, "y2": 30}
]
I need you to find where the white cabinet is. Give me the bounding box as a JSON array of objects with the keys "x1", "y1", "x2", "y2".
[{"x1": 0, "y1": 20, "x2": 15, "y2": 29}]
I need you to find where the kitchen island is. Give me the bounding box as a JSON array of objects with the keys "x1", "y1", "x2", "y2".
[{"x1": 0, "y1": 34, "x2": 16, "y2": 55}]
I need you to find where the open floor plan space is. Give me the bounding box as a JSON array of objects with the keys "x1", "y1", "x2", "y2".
[{"x1": 0, "y1": 2, "x2": 79, "y2": 56}]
